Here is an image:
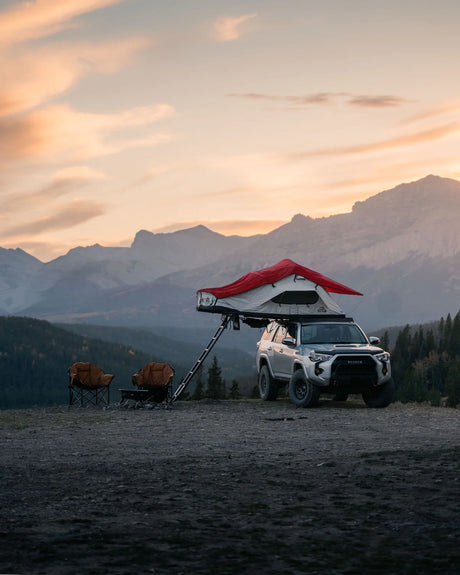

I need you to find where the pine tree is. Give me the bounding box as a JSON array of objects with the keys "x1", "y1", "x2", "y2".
[
  {"x1": 450, "y1": 312, "x2": 460, "y2": 357},
  {"x1": 192, "y1": 380, "x2": 204, "y2": 400},
  {"x1": 425, "y1": 329, "x2": 435, "y2": 355},
  {"x1": 191, "y1": 366, "x2": 205, "y2": 400},
  {"x1": 446, "y1": 359, "x2": 460, "y2": 408},
  {"x1": 228, "y1": 380, "x2": 241, "y2": 399},
  {"x1": 443, "y1": 313, "x2": 453, "y2": 351},
  {"x1": 381, "y1": 330, "x2": 390, "y2": 351},
  {"x1": 206, "y1": 356, "x2": 225, "y2": 399}
]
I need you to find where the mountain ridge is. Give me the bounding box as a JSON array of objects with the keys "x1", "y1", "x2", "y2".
[{"x1": 1, "y1": 175, "x2": 459, "y2": 330}]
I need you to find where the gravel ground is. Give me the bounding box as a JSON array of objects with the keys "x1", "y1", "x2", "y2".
[{"x1": 0, "y1": 398, "x2": 459, "y2": 575}]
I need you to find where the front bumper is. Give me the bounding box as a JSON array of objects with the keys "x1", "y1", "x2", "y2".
[{"x1": 305, "y1": 353, "x2": 391, "y2": 390}]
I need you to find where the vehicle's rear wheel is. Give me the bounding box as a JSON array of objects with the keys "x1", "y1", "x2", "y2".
[
  {"x1": 362, "y1": 378, "x2": 395, "y2": 408},
  {"x1": 258, "y1": 365, "x2": 279, "y2": 401},
  {"x1": 289, "y1": 370, "x2": 320, "y2": 408},
  {"x1": 333, "y1": 392, "x2": 349, "y2": 401}
]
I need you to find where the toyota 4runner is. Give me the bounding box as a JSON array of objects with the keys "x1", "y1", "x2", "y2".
[{"x1": 256, "y1": 317, "x2": 394, "y2": 408}]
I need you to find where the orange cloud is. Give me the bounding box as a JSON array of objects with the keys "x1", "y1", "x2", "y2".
[
  {"x1": 0, "y1": 200, "x2": 105, "y2": 238},
  {"x1": 0, "y1": 0, "x2": 126, "y2": 45},
  {"x1": 0, "y1": 103, "x2": 174, "y2": 163},
  {"x1": 53, "y1": 166, "x2": 107, "y2": 181},
  {"x1": 0, "y1": 166, "x2": 107, "y2": 214},
  {"x1": 286, "y1": 122, "x2": 460, "y2": 159},
  {"x1": 404, "y1": 99, "x2": 460, "y2": 125},
  {"x1": 0, "y1": 38, "x2": 150, "y2": 117},
  {"x1": 213, "y1": 14, "x2": 256, "y2": 42}
]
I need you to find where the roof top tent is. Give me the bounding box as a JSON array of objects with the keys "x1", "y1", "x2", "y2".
[
  {"x1": 171, "y1": 260, "x2": 362, "y2": 402},
  {"x1": 196, "y1": 258, "x2": 362, "y2": 319}
]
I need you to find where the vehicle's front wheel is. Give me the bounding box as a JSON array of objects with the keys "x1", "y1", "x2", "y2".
[
  {"x1": 258, "y1": 365, "x2": 279, "y2": 401},
  {"x1": 362, "y1": 378, "x2": 395, "y2": 408},
  {"x1": 289, "y1": 370, "x2": 320, "y2": 408}
]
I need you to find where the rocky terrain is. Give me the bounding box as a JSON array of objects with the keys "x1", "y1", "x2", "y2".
[{"x1": 0, "y1": 398, "x2": 459, "y2": 574}]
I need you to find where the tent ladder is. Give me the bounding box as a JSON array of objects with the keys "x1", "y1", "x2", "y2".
[{"x1": 171, "y1": 314, "x2": 234, "y2": 402}]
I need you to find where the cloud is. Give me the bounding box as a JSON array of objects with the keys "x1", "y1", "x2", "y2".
[
  {"x1": 229, "y1": 92, "x2": 415, "y2": 108},
  {"x1": 0, "y1": 37, "x2": 150, "y2": 117},
  {"x1": 53, "y1": 166, "x2": 107, "y2": 181},
  {"x1": 347, "y1": 95, "x2": 416, "y2": 107},
  {"x1": 404, "y1": 99, "x2": 460, "y2": 125},
  {"x1": 200, "y1": 186, "x2": 259, "y2": 198},
  {"x1": 229, "y1": 92, "x2": 343, "y2": 105},
  {"x1": 213, "y1": 14, "x2": 256, "y2": 42},
  {"x1": 0, "y1": 0, "x2": 126, "y2": 46},
  {"x1": 286, "y1": 122, "x2": 460, "y2": 159},
  {"x1": 0, "y1": 166, "x2": 107, "y2": 213},
  {"x1": 0, "y1": 200, "x2": 105, "y2": 238},
  {"x1": 0, "y1": 103, "x2": 175, "y2": 164},
  {"x1": 132, "y1": 166, "x2": 172, "y2": 187}
]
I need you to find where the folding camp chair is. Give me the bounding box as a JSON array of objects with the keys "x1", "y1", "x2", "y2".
[
  {"x1": 120, "y1": 362, "x2": 174, "y2": 406},
  {"x1": 68, "y1": 362, "x2": 114, "y2": 407}
]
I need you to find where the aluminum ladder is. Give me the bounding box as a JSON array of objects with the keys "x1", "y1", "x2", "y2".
[{"x1": 171, "y1": 314, "x2": 237, "y2": 402}]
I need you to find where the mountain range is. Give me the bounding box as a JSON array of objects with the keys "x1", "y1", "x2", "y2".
[{"x1": 1, "y1": 175, "x2": 460, "y2": 333}]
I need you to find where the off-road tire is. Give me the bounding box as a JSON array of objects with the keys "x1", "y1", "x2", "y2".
[
  {"x1": 258, "y1": 365, "x2": 279, "y2": 401},
  {"x1": 289, "y1": 370, "x2": 320, "y2": 408},
  {"x1": 362, "y1": 377, "x2": 395, "y2": 408}
]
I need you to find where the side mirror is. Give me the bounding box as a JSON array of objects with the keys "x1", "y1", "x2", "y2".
[
  {"x1": 369, "y1": 336, "x2": 380, "y2": 345},
  {"x1": 282, "y1": 337, "x2": 296, "y2": 347}
]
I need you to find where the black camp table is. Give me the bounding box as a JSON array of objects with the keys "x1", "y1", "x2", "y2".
[{"x1": 119, "y1": 388, "x2": 170, "y2": 405}]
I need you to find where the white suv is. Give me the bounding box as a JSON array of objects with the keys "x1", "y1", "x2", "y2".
[{"x1": 256, "y1": 318, "x2": 394, "y2": 408}]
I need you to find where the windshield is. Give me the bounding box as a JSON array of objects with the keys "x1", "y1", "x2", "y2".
[{"x1": 301, "y1": 323, "x2": 367, "y2": 344}]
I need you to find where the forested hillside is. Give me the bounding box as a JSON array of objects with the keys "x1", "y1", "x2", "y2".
[
  {"x1": 389, "y1": 311, "x2": 460, "y2": 407},
  {"x1": 0, "y1": 317, "x2": 256, "y2": 409},
  {"x1": 0, "y1": 317, "x2": 178, "y2": 409}
]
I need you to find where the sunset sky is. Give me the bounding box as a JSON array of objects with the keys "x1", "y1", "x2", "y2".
[{"x1": 1, "y1": 0, "x2": 460, "y2": 261}]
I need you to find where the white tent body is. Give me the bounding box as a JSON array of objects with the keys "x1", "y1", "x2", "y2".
[{"x1": 197, "y1": 274, "x2": 344, "y2": 318}]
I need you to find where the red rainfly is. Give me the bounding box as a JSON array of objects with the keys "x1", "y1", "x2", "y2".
[{"x1": 199, "y1": 259, "x2": 363, "y2": 298}]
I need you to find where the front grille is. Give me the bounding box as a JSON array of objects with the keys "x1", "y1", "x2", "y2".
[{"x1": 331, "y1": 355, "x2": 378, "y2": 390}]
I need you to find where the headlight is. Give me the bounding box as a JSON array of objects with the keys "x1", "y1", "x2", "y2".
[
  {"x1": 375, "y1": 352, "x2": 390, "y2": 362},
  {"x1": 309, "y1": 351, "x2": 332, "y2": 363}
]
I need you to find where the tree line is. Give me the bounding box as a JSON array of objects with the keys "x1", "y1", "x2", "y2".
[
  {"x1": 188, "y1": 311, "x2": 460, "y2": 407},
  {"x1": 1, "y1": 312, "x2": 459, "y2": 409},
  {"x1": 386, "y1": 310, "x2": 460, "y2": 407}
]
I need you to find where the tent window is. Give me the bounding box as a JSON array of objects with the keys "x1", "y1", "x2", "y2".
[{"x1": 271, "y1": 291, "x2": 319, "y2": 305}]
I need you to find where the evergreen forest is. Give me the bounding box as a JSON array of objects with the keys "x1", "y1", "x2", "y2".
[
  {"x1": 388, "y1": 311, "x2": 460, "y2": 407},
  {"x1": 0, "y1": 317, "x2": 179, "y2": 409}
]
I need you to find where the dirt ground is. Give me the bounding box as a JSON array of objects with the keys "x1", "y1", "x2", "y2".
[{"x1": 0, "y1": 398, "x2": 459, "y2": 575}]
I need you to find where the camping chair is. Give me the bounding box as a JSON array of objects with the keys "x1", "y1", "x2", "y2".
[
  {"x1": 68, "y1": 362, "x2": 114, "y2": 407},
  {"x1": 120, "y1": 362, "x2": 174, "y2": 406}
]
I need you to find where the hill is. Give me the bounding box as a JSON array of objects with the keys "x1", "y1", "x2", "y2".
[
  {"x1": 0, "y1": 317, "x2": 157, "y2": 409},
  {"x1": 0, "y1": 317, "x2": 257, "y2": 409}
]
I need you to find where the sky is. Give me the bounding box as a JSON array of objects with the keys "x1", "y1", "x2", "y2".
[{"x1": 1, "y1": 0, "x2": 460, "y2": 261}]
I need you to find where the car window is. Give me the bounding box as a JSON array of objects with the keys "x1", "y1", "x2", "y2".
[
  {"x1": 273, "y1": 326, "x2": 288, "y2": 344},
  {"x1": 301, "y1": 323, "x2": 367, "y2": 344},
  {"x1": 261, "y1": 322, "x2": 278, "y2": 341}
]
